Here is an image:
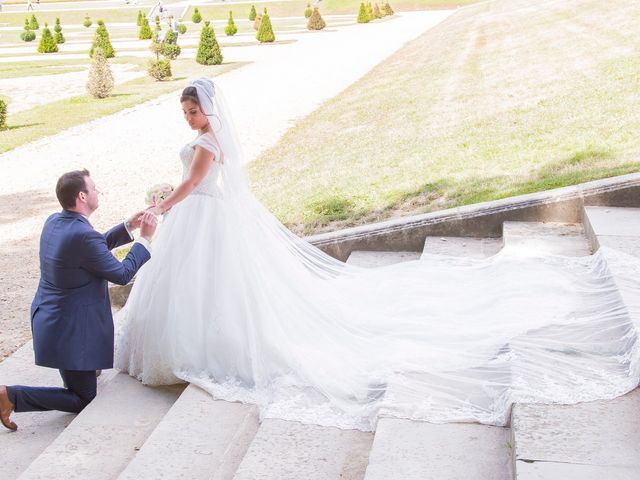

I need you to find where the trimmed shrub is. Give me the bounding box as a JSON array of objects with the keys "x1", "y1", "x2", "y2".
[
  {"x1": 165, "y1": 29, "x2": 178, "y2": 44},
  {"x1": 154, "y1": 15, "x2": 161, "y2": 31},
  {"x1": 196, "y1": 20, "x2": 223, "y2": 65},
  {"x1": 139, "y1": 17, "x2": 152, "y2": 39},
  {"x1": 307, "y1": 7, "x2": 326, "y2": 30},
  {"x1": 37, "y1": 24, "x2": 58, "y2": 53},
  {"x1": 383, "y1": 2, "x2": 394, "y2": 15},
  {"x1": 225, "y1": 11, "x2": 237, "y2": 36},
  {"x1": 367, "y1": 3, "x2": 374, "y2": 20},
  {"x1": 253, "y1": 13, "x2": 262, "y2": 31},
  {"x1": 357, "y1": 3, "x2": 369, "y2": 23},
  {"x1": 304, "y1": 3, "x2": 312, "y2": 18},
  {"x1": 21, "y1": 30, "x2": 36, "y2": 42},
  {"x1": 192, "y1": 7, "x2": 202, "y2": 23},
  {"x1": 148, "y1": 58, "x2": 171, "y2": 80},
  {"x1": 29, "y1": 14, "x2": 39, "y2": 30},
  {"x1": 0, "y1": 99, "x2": 6, "y2": 131},
  {"x1": 54, "y1": 18, "x2": 65, "y2": 44},
  {"x1": 249, "y1": 5, "x2": 257, "y2": 21},
  {"x1": 90, "y1": 20, "x2": 115, "y2": 58},
  {"x1": 256, "y1": 9, "x2": 275, "y2": 43},
  {"x1": 373, "y1": 3, "x2": 382, "y2": 18},
  {"x1": 86, "y1": 47, "x2": 114, "y2": 98},
  {"x1": 178, "y1": 23, "x2": 187, "y2": 34},
  {"x1": 137, "y1": 10, "x2": 144, "y2": 26},
  {"x1": 83, "y1": 15, "x2": 92, "y2": 28}
]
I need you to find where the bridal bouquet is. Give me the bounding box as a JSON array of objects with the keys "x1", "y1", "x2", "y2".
[{"x1": 145, "y1": 183, "x2": 174, "y2": 207}]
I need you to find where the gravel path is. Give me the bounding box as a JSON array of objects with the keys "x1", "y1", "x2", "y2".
[{"x1": 0, "y1": 10, "x2": 452, "y2": 361}]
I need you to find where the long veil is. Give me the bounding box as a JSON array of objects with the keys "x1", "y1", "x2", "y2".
[{"x1": 123, "y1": 78, "x2": 640, "y2": 431}]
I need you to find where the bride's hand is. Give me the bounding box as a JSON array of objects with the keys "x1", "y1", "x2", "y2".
[{"x1": 147, "y1": 206, "x2": 163, "y2": 216}]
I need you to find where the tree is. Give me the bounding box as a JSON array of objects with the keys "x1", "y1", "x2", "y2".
[
  {"x1": 21, "y1": 19, "x2": 36, "y2": 42},
  {"x1": 249, "y1": 5, "x2": 257, "y2": 21},
  {"x1": 83, "y1": 15, "x2": 92, "y2": 28},
  {"x1": 178, "y1": 23, "x2": 187, "y2": 34},
  {"x1": 152, "y1": 29, "x2": 181, "y2": 59},
  {"x1": 137, "y1": 10, "x2": 144, "y2": 26},
  {"x1": 37, "y1": 23, "x2": 58, "y2": 53},
  {"x1": 139, "y1": 17, "x2": 152, "y2": 39},
  {"x1": 383, "y1": 2, "x2": 394, "y2": 15},
  {"x1": 54, "y1": 17, "x2": 65, "y2": 44},
  {"x1": 0, "y1": 99, "x2": 6, "y2": 130},
  {"x1": 192, "y1": 7, "x2": 202, "y2": 23},
  {"x1": 304, "y1": 3, "x2": 312, "y2": 18},
  {"x1": 357, "y1": 3, "x2": 369, "y2": 23},
  {"x1": 154, "y1": 15, "x2": 161, "y2": 31},
  {"x1": 148, "y1": 58, "x2": 171, "y2": 80},
  {"x1": 373, "y1": 3, "x2": 382, "y2": 19},
  {"x1": 256, "y1": 8, "x2": 275, "y2": 42},
  {"x1": 196, "y1": 20, "x2": 223, "y2": 65},
  {"x1": 367, "y1": 3, "x2": 374, "y2": 20},
  {"x1": 29, "y1": 14, "x2": 39, "y2": 30},
  {"x1": 90, "y1": 20, "x2": 115, "y2": 58},
  {"x1": 86, "y1": 47, "x2": 114, "y2": 98},
  {"x1": 225, "y1": 11, "x2": 237, "y2": 36},
  {"x1": 307, "y1": 8, "x2": 326, "y2": 30}
]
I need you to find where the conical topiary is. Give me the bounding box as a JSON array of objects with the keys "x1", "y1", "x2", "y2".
[
  {"x1": 304, "y1": 2, "x2": 312, "y2": 18},
  {"x1": 249, "y1": 5, "x2": 257, "y2": 21},
  {"x1": 196, "y1": 20, "x2": 223, "y2": 65},
  {"x1": 54, "y1": 18, "x2": 65, "y2": 44},
  {"x1": 383, "y1": 2, "x2": 394, "y2": 15},
  {"x1": 225, "y1": 11, "x2": 237, "y2": 36},
  {"x1": 83, "y1": 15, "x2": 92, "y2": 28},
  {"x1": 192, "y1": 7, "x2": 202, "y2": 23},
  {"x1": 90, "y1": 20, "x2": 115, "y2": 58},
  {"x1": 367, "y1": 3, "x2": 374, "y2": 20},
  {"x1": 37, "y1": 23, "x2": 58, "y2": 53},
  {"x1": 136, "y1": 10, "x2": 144, "y2": 26},
  {"x1": 139, "y1": 17, "x2": 152, "y2": 39},
  {"x1": 148, "y1": 58, "x2": 171, "y2": 80},
  {"x1": 86, "y1": 47, "x2": 114, "y2": 98},
  {"x1": 154, "y1": 15, "x2": 161, "y2": 31},
  {"x1": 357, "y1": 3, "x2": 369, "y2": 23},
  {"x1": 29, "y1": 14, "x2": 39, "y2": 30},
  {"x1": 256, "y1": 8, "x2": 275, "y2": 42},
  {"x1": 373, "y1": 3, "x2": 382, "y2": 19},
  {"x1": 307, "y1": 7, "x2": 326, "y2": 30}
]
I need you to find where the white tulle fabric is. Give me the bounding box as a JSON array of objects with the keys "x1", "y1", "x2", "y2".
[{"x1": 115, "y1": 79, "x2": 640, "y2": 431}]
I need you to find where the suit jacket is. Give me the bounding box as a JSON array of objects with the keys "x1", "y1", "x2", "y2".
[{"x1": 31, "y1": 210, "x2": 151, "y2": 370}]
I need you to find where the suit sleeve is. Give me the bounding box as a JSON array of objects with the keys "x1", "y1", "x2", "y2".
[
  {"x1": 103, "y1": 223, "x2": 134, "y2": 250},
  {"x1": 82, "y1": 229, "x2": 151, "y2": 285}
]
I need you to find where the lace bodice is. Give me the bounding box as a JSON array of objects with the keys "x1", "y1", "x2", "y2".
[{"x1": 179, "y1": 133, "x2": 222, "y2": 198}]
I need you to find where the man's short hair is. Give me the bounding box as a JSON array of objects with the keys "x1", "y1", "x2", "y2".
[{"x1": 56, "y1": 169, "x2": 90, "y2": 209}]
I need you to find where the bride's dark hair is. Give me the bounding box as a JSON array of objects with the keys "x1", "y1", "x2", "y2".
[{"x1": 180, "y1": 86, "x2": 200, "y2": 106}]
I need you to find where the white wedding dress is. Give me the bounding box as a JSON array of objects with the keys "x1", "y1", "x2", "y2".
[{"x1": 115, "y1": 83, "x2": 640, "y2": 432}]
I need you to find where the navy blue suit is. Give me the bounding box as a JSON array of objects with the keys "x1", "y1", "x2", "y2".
[{"x1": 8, "y1": 210, "x2": 151, "y2": 414}]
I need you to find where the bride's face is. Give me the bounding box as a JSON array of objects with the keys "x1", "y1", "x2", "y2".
[{"x1": 182, "y1": 100, "x2": 208, "y2": 130}]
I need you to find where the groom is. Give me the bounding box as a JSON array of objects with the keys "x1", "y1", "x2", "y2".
[{"x1": 0, "y1": 169, "x2": 156, "y2": 431}]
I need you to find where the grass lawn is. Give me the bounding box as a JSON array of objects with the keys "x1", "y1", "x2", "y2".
[
  {"x1": 0, "y1": 58, "x2": 242, "y2": 153},
  {"x1": 248, "y1": 0, "x2": 640, "y2": 235}
]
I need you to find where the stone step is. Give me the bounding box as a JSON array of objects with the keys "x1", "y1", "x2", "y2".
[
  {"x1": 584, "y1": 206, "x2": 640, "y2": 257},
  {"x1": 232, "y1": 419, "x2": 373, "y2": 480},
  {"x1": 365, "y1": 418, "x2": 511, "y2": 480},
  {"x1": 0, "y1": 341, "x2": 117, "y2": 480},
  {"x1": 346, "y1": 251, "x2": 421, "y2": 267},
  {"x1": 511, "y1": 388, "x2": 640, "y2": 479},
  {"x1": 17, "y1": 372, "x2": 184, "y2": 480},
  {"x1": 117, "y1": 384, "x2": 259, "y2": 480},
  {"x1": 422, "y1": 236, "x2": 502, "y2": 259},
  {"x1": 502, "y1": 221, "x2": 592, "y2": 256}
]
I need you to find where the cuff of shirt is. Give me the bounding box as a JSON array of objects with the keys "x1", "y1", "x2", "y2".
[{"x1": 135, "y1": 237, "x2": 152, "y2": 253}]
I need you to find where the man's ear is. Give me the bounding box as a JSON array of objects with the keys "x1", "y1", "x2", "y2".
[{"x1": 77, "y1": 192, "x2": 86, "y2": 203}]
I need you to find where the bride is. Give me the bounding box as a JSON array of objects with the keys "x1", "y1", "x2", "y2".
[{"x1": 115, "y1": 78, "x2": 640, "y2": 431}]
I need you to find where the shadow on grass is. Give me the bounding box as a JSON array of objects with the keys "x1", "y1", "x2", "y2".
[{"x1": 6, "y1": 122, "x2": 44, "y2": 131}]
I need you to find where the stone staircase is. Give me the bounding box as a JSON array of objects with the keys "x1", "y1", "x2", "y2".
[{"x1": 2, "y1": 206, "x2": 639, "y2": 479}]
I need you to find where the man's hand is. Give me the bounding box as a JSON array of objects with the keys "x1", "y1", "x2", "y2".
[
  {"x1": 139, "y1": 212, "x2": 158, "y2": 241},
  {"x1": 126, "y1": 210, "x2": 146, "y2": 230}
]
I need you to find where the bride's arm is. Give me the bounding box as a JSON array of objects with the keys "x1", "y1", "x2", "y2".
[{"x1": 154, "y1": 146, "x2": 214, "y2": 214}]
